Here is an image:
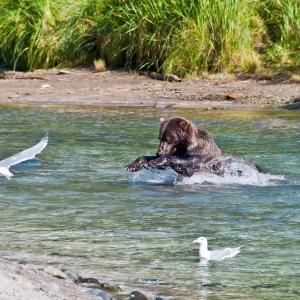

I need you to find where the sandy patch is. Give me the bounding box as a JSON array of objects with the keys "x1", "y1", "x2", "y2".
[{"x1": 0, "y1": 69, "x2": 299, "y2": 109}]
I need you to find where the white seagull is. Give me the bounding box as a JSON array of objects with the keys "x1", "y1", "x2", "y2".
[
  {"x1": 193, "y1": 236, "x2": 241, "y2": 261},
  {"x1": 0, "y1": 134, "x2": 48, "y2": 179}
]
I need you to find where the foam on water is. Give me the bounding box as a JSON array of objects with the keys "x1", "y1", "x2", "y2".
[
  {"x1": 127, "y1": 160, "x2": 287, "y2": 186},
  {"x1": 180, "y1": 170, "x2": 285, "y2": 186}
]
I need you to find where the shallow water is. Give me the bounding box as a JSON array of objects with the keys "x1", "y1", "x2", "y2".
[{"x1": 0, "y1": 107, "x2": 299, "y2": 299}]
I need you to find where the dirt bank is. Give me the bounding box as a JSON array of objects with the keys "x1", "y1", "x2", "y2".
[{"x1": 0, "y1": 68, "x2": 299, "y2": 109}]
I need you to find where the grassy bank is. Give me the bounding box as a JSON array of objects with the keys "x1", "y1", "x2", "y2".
[{"x1": 0, "y1": 0, "x2": 299, "y2": 77}]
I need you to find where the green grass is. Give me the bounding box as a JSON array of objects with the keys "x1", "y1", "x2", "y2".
[
  {"x1": 57, "y1": 0, "x2": 105, "y2": 66},
  {"x1": 260, "y1": 0, "x2": 300, "y2": 70},
  {"x1": 0, "y1": 0, "x2": 299, "y2": 76},
  {"x1": 162, "y1": 0, "x2": 260, "y2": 76},
  {"x1": 0, "y1": 0, "x2": 65, "y2": 70}
]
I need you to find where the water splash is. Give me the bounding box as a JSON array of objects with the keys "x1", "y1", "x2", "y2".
[
  {"x1": 180, "y1": 171, "x2": 286, "y2": 186},
  {"x1": 127, "y1": 158, "x2": 287, "y2": 186},
  {"x1": 128, "y1": 168, "x2": 180, "y2": 185}
]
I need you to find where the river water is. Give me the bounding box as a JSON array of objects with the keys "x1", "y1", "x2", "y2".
[{"x1": 0, "y1": 107, "x2": 299, "y2": 299}]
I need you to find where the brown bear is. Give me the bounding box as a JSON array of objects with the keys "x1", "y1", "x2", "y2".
[
  {"x1": 156, "y1": 117, "x2": 223, "y2": 161},
  {"x1": 126, "y1": 117, "x2": 262, "y2": 177}
]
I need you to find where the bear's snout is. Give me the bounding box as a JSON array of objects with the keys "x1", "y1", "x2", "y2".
[{"x1": 157, "y1": 141, "x2": 174, "y2": 156}]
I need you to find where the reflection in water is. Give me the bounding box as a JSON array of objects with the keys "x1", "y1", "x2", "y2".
[{"x1": 198, "y1": 260, "x2": 210, "y2": 300}]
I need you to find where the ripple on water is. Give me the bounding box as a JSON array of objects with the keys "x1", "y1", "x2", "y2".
[{"x1": 0, "y1": 108, "x2": 299, "y2": 299}]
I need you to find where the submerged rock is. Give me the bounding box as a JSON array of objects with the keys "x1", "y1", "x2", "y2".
[
  {"x1": 130, "y1": 291, "x2": 148, "y2": 300},
  {"x1": 78, "y1": 277, "x2": 101, "y2": 289},
  {"x1": 90, "y1": 288, "x2": 114, "y2": 300},
  {"x1": 79, "y1": 277, "x2": 100, "y2": 284},
  {"x1": 60, "y1": 268, "x2": 120, "y2": 293},
  {"x1": 61, "y1": 268, "x2": 81, "y2": 282},
  {"x1": 100, "y1": 282, "x2": 121, "y2": 293}
]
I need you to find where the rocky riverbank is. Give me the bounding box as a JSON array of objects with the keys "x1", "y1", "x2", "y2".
[
  {"x1": 0, "y1": 258, "x2": 98, "y2": 300},
  {"x1": 0, "y1": 68, "x2": 299, "y2": 109},
  {"x1": 0, "y1": 258, "x2": 159, "y2": 300}
]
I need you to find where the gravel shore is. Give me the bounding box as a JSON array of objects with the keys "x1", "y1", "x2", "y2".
[
  {"x1": 0, "y1": 259, "x2": 97, "y2": 300},
  {"x1": 0, "y1": 68, "x2": 299, "y2": 109}
]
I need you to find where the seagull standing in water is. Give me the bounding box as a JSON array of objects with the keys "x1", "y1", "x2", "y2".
[
  {"x1": 193, "y1": 237, "x2": 241, "y2": 261},
  {"x1": 0, "y1": 135, "x2": 48, "y2": 179}
]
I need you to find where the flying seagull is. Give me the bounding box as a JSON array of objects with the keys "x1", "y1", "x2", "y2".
[
  {"x1": 193, "y1": 236, "x2": 241, "y2": 261},
  {"x1": 0, "y1": 134, "x2": 48, "y2": 179}
]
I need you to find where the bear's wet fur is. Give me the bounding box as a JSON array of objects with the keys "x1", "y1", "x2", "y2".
[
  {"x1": 157, "y1": 117, "x2": 223, "y2": 162},
  {"x1": 126, "y1": 117, "x2": 262, "y2": 177}
]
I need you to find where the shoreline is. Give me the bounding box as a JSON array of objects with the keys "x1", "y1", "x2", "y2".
[
  {"x1": 0, "y1": 68, "x2": 299, "y2": 110},
  {"x1": 0, "y1": 258, "x2": 98, "y2": 300},
  {"x1": 0, "y1": 257, "x2": 158, "y2": 300}
]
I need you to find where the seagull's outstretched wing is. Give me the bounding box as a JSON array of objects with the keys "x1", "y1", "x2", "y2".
[{"x1": 0, "y1": 135, "x2": 48, "y2": 179}]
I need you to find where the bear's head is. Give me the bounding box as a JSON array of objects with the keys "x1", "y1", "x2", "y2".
[{"x1": 156, "y1": 117, "x2": 202, "y2": 157}]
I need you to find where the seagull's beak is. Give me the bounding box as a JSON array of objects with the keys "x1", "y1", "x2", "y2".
[{"x1": 192, "y1": 239, "x2": 199, "y2": 244}]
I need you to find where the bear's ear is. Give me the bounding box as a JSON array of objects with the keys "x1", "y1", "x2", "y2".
[
  {"x1": 159, "y1": 117, "x2": 166, "y2": 123},
  {"x1": 179, "y1": 120, "x2": 190, "y2": 131}
]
